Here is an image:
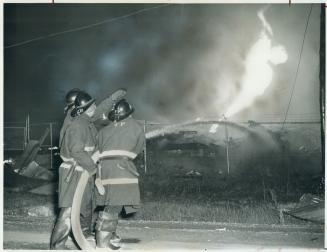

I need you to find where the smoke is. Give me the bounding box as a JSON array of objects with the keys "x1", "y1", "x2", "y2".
[
  {"x1": 122, "y1": 5, "x2": 261, "y2": 122},
  {"x1": 4, "y1": 4, "x2": 320, "y2": 124}
]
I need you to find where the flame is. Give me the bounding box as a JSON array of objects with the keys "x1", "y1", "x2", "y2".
[
  {"x1": 258, "y1": 6, "x2": 273, "y2": 36},
  {"x1": 225, "y1": 7, "x2": 288, "y2": 118}
]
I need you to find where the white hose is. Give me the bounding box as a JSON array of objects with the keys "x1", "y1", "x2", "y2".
[{"x1": 71, "y1": 170, "x2": 94, "y2": 250}]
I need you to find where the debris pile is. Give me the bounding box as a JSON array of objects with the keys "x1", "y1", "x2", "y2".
[
  {"x1": 284, "y1": 193, "x2": 324, "y2": 223},
  {"x1": 20, "y1": 161, "x2": 55, "y2": 180},
  {"x1": 4, "y1": 128, "x2": 57, "y2": 195}
]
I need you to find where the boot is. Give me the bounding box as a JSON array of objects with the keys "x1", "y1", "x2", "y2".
[
  {"x1": 95, "y1": 211, "x2": 120, "y2": 249},
  {"x1": 50, "y1": 207, "x2": 71, "y2": 250},
  {"x1": 109, "y1": 232, "x2": 121, "y2": 250},
  {"x1": 95, "y1": 230, "x2": 111, "y2": 248},
  {"x1": 111, "y1": 232, "x2": 121, "y2": 243},
  {"x1": 95, "y1": 230, "x2": 121, "y2": 250},
  {"x1": 89, "y1": 210, "x2": 98, "y2": 233}
]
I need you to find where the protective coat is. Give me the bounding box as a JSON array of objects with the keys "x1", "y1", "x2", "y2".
[
  {"x1": 59, "y1": 113, "x2": 97, "y2": 216},
  {"x1": 95, "y1": 117, "x2": 145, "y2": 207},
  {"x1": 59, "y1": 108, "x2": 74, "y2": 149}
]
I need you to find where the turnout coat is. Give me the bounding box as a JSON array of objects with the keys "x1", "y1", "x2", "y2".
[
  {"x1": 59, "y1": 108, "x2": 74, "y2": 149},
  {"x1": 59, "y1": 113, "x2": 97, "y2": 216},
  {"x1": 94, "y1": 117, "x2": 145, "y2": 207}
]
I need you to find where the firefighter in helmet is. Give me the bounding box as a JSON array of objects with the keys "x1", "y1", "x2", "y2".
[
  {"x1": 50, "y1": 91, "x2": 99, "y2": 249},
  {"x1": 92, "y1": 99, "x2": 145, "y2": 249}
]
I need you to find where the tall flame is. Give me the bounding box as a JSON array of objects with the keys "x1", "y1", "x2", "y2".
[{"x1": 225, "y1": 7, "x2": 288, "y2": 118}]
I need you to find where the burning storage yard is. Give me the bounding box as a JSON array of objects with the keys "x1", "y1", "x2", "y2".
[{"x1": 3, "y1": 2, "x2": 325, "y2": 251}]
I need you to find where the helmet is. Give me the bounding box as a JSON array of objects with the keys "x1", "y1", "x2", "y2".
[
  {"x1": 108, "y1": 99, "x2": 134, "y2": 122},
  {"x1": 71, "y1": 91, "x2": 95, "y2": 117},
  {"x1": 64, "y1": 88, "x2": 81, "y2": 113}
]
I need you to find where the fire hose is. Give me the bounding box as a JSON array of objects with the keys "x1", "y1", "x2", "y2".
[{"x1": 71, "y1": 170, "x2": 94, "y2": 250}]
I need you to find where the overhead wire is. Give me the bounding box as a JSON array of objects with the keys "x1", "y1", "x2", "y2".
[
  {"x1": 281, "y1": 4, "x2": 313, "y2": 130},
  {"x1": 5, "y1": 4, "x2": 169, "y2": 49}
]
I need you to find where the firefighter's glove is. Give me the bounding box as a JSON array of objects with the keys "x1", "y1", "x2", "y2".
[
  {"x1": 95, "y1": 178, "x2": 105, "y2": 195},
  {"x1": 111, "y1": 88, "x2": 127, "y2": 102}
]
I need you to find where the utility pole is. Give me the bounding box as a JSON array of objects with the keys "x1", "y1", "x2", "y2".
[{"x1": 319, "y1": 4, "x2": 325, "y2": 173}]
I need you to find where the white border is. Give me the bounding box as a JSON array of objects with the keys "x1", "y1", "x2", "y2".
[
  {"x1": 1, "y1": 1, "x2": 326, "y2": 251},
  {"x1": 0, "y1": 0, "x2": 325, "y2": 3}
]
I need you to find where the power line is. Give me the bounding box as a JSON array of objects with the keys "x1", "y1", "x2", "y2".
[
  {"x1": 5, "y1": 4, "x2": 169, "y2": 49},
  {"x1": 281, "y1": 4, "x2": 313, "y2": 130}
]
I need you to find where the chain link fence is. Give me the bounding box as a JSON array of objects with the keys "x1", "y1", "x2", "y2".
[{"x1": 4, "y1": 122, "x2": 61, "y2": 151}]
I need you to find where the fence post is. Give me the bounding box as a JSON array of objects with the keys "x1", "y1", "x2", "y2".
[
  {"x1": 224, "y1": 117, "x2": 230, "y2": 174},
  {"x1": 27, "y1": 114, "x2": 30, "y2": 142},
  {"x1": 50, "y1": 122, "x2": 53, "y2": 170},
  {"x1": 23, "y1": 125, "x2": 27, "y2": 149},
  {"x1": 24, "y1": 115, "x2": 28, "y2": 148},
  {"x1": 144, "y1": 120, "x2": 147, "y2": 174}
]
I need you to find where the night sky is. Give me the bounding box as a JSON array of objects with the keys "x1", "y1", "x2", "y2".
[{"x1": 4, "y1": 3, "x2": 322, "y2": 124}]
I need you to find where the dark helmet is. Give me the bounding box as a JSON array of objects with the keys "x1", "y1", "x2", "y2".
[
  {"x1": 108, "y1": 99, "x2": 134, "y2": 122},
  {"x1": 71, "y1": 91, "x2": 95, "y2": 117},
  {"x1": 64, "y1": 88, "x2": 81, "y2": 113}
]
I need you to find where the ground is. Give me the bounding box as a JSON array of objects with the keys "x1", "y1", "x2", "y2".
[
  {"x1": 3, "y1": 215, "x2": 324, "y2": 250},
  {"x1": 3, "y1": 173, "x2": 325, "y2": 250}
]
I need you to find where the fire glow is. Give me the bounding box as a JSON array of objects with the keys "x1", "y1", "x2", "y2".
[{"x1": 225, "y1": 7, "x2": 288, "y2": 118}]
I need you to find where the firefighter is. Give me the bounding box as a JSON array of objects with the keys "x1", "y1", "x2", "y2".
[
  {"x1": 93, "y1": 99, "x2": 145, "y2": 249},
  {"x1": 59, "y1": 88, "x2": 81, "y2": 148},
  {"x1": 50, "y1": 91, "x2": 99, "y2": 250},
  {"x1": 50, "y1": 88, "x2": 80, "y2": 250}
]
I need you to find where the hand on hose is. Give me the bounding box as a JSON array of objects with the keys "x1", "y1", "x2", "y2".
[{"x1": 95, "y1": 178, "x2": 105, "y2": 195}]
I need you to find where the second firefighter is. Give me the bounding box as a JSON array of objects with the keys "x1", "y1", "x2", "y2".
[{"x1": 92, "y1": 99, "x2": 145, "y2": 249}]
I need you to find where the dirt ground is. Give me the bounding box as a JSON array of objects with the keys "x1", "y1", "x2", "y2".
[{"x1": 3, "y1": 215, "x2": 324, "y2": 250}]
